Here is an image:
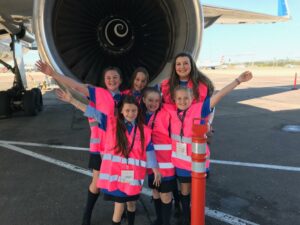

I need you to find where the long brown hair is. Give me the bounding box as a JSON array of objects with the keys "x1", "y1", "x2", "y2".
[
  {"x1": 169, "y1": 52, "x2": 214, "y2": 101},
  {"x1": 129, "y1": 67, "x2": 150, "y2": 90},
  {"x1": 115, "y1": 95, "x2": 145, "y2": 158}
]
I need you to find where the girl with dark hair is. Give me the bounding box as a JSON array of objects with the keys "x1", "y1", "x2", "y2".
[
  {"x1": 97, "y1": 95, "x2": 160, "y2": 225},
  {"x1": 160, "y1": 52, "x2": 215, "y2": 104},
  {"x1": 36, "y1": 61, "x2": 124, "y2": 225},
  {"x1": 140, "y1": 87, "x2": 175, "y2": 225},
  {"x1": 158, "y1": 52, "x2": 215, "y2": 214},
  {"x1": 122, "y1": 67, "x2": 150, "y2": 102},
  {"x1": 56, "y1": 91, "x2": 161, "y2": 225}
]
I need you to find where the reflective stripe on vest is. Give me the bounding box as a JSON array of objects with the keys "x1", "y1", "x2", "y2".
[
  {"x1": 171, "y1": 133, "x2": 192, "y2": 144},
  {"x1": 158, "y1": 162, "x2": 174, "y2": 169},
  {"x1": 171, "y1": 151, "x2": 191, "y2": 162},
  {"x1": 89, "y1": 121, "x2": 99, "y2": 127},
  {"x1": 102, "y1": 153, "x2": 147, "y2": 168},
  {"x1": 153, "y1": 144, "x2": 172, "y2": 151},
  {"x1": 99, "y1": 173, "x2": 144, "y2": 186},
  {"x1": 90, "y1": 138, "x2": 100, "y2": 144}
]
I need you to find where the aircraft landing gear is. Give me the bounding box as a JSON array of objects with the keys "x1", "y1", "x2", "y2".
[
  {"x1": 23, "y1": 88, "x2": 43, "y2": 116},
  {"x1": 0, "y1": 35, "x2": 43, "y2": 118},
  {"x1": 0, "y1": 85, "x2": 44, "y2": 118},
  {"x1": 0, "y1": 91, "x2": 12, "y2": 118}
]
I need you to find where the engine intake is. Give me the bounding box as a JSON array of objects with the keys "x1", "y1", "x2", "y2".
[{"x1": 34, "y1": 0, "x2": 203, "y2": 87}]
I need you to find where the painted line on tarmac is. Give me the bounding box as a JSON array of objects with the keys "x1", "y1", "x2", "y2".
[
  {"x1": 1, "y1": 143, "x2": 259, "y2": 225},
  {"x1": 211, "y1": 160, "x2": 300, "y2": 172},
  {"x1": 205, "y1": 209, "x2": 258, "y2": 225},
  {"x1": 0, "y1": 140, "x2": 89, "y2": 151},
  {"x1": 0, "y1": 143, "x2": 92, "y2": 176},
  {"x1": 1, "y1": 140, "x2": 299, "y2": 173}
]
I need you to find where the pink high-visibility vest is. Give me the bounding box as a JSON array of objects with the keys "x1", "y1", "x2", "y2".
[
  {"x1": 160, "y1": 79, "x2": 208, "y2": 104},
  {"x1": 97, "y1": 118, "x2": 152, "y2": 196},
  {"x1": 146, "y1": 107, "x2": 175, "y2": 178},
  {"x1": 94, "y1": 87, "x2": 116, "y2": 115},
  {"x1": 164, "y1": 103, "x2": 210, "y2": 172},
  {"x1": 88, "y1": 100, "x2": 101, "y2": 153},
  {"x1": 91, "y1": 87, "x2": 119, "y2": 153}
]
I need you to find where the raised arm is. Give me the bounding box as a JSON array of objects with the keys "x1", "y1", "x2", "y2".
[
  {"x1": 36, "y1": 60, "x2": 89, "y2": 97},
  {"x1": 210, "y1": 71, "x2": 252, "y2": 108},
  {"x1": 56, "y1": 88, "x2": 108, "y2": 131},
  {"x1": 55, "y1": 89, "x2": 87, "y2": 112}
]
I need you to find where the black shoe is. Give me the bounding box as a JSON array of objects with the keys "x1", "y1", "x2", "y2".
[
  {"x1": 182, "y1": 220, "x2": 189, "y2": 225},
  {"x1": 81, "y1": 218, "x2": 90, "y2": 225},
  {"x1": 182, "y1": 217, "x2": 190, "y2": 225},
  {"x1": 150, "y1": 220, "x2": 162, "y2": 225}
]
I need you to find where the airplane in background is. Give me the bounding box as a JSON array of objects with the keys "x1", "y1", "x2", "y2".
[
  {"x1": 0, "y1": 0, "x2": 290, "y2": 118},
  {"x1": 198, "y1": 56, "x2": 226, "y2": 70}
]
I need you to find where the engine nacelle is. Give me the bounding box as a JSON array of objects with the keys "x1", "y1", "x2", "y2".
[{"x1": 33, "y1": 0, "x2": 203, "y2": 87}]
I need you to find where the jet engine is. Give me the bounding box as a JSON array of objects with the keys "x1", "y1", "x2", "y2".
[{"x1": 33, "y1": 0, "x2": 204, "y2": 87}]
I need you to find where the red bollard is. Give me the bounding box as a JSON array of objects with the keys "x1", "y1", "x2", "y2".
[
  {"x1": 191, "y1": 118, "x2": 208, "y2": 225},
  {"x1": 292, "y1": 73, "x2": 298, "y2": 90}
]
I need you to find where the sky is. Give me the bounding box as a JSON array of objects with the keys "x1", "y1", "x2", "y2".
[
  {"x1": 200, "y1": 0, "x2": 300, "y2": 63},
  {"x1": 24, "y1": 0, "x2": 300, "y2": 65}
]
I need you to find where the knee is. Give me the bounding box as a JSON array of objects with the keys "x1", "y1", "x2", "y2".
[
  {"x1": 126, "y1": 201, "x2": 136, "y2": 212},
  {"x1": 160, "y1": 193, "x2": 172, "y2": 204},
  {"x1": 89, "y1": 182, "x2": 99, "y2": 194},
  {"x1": 181, "y1": 189, "x2": 190, "y2": 196},
  {"x1": 180, "y1": 184, "x2": 191, "y2": 196},
  {"x1": 152, "y1": 189, "x2": 160, "y2": 199}
]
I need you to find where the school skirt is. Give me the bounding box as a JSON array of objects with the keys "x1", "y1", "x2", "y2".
[{"x1": 148, "y1": 174, "x2": 177, "y2": 193}]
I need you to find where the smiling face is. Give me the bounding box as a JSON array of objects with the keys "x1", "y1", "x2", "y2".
[
  {"x1": 121, "y1": 103, "x2": 138, "y2": 122},
  {"x1": 104, "y1": 70, "x2": 122, "y2": 92},
  {"x1": 174, "y1": 89, "x2": 193, "y2": 111},
  {"x1": 175, "y1": 56, "x2": 192, "y2": 81},
  {"x1": 142, "y1": 92, "x2": 161, "y2": 113},
  {"x1": 133, "y1": 72, "x2": 148, "y2": 92}
]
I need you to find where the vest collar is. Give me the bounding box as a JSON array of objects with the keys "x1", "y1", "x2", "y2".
[{"x1": 110, "y1": 90, "x2": 121, "y2": 96}]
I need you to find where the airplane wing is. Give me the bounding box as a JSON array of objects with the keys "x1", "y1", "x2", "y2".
[{"x1": 203, "y1": 0, "x2": 290, "y2": 28}]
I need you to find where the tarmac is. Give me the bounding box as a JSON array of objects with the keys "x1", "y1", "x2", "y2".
[{"x1": 0, "y1": 68, "x2": 300, "y2": 225}]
